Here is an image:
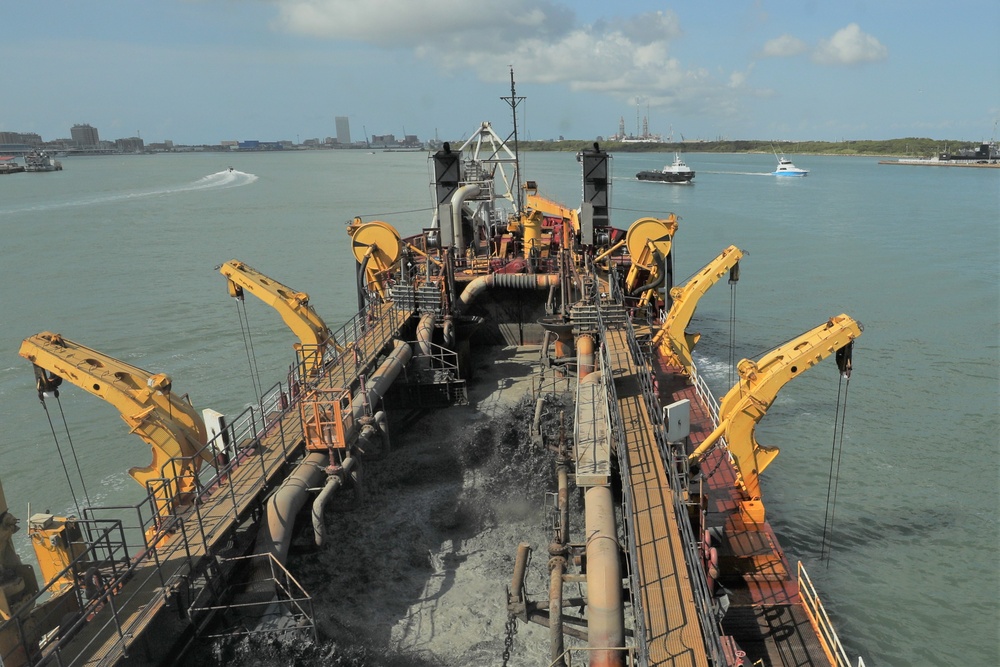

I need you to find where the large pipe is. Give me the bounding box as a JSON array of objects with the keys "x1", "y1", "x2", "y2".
[
  {"x1": 416, "y1": 313, "x2": 435, "y2": 373},
  {"x1": 577, "y1": 334, "x2": 596, "y2": 379},
  {"x1": 579, "y1": 370, "x2": 624, "y2": 667},
  {"x1": 259, "y1": 339, "x2": 412, "y2": 564},
  {"x1": 451, "y1": 184, "x2": 480, "y2": 254},
  {"x1": 584, "y1": 486, "x2": 625, "y2": 667},
  {"x1": 258, "y1": 452, "x2": 328, "y2": 563},
  {"x1": 455, "y1": 273, "x2": 561, "y2": 315},
  {"x1": 361, "y1": 339, "x2": 412, "y2": 410},
  {"x1": 312, "y1": 455, "x2": 356, "y2": 546}
]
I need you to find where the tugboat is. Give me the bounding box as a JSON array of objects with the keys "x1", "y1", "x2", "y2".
[
  {"x1": 22, "y1": 151, "x2": 63, "y2": 172},
  {"x1": 636, "y1": 152, "x2": 695, "y2": 183}
]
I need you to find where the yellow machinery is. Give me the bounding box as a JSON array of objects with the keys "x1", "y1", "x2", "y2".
[
  {"x1": 622, "y1": 215, "x2": 678, "y2": 307},
  {"x1": 689, "y1": 314, "x2": 863, "y2": 522},
  {"x1": 220, "y1": 260, "x2": 340, "y2": 376},
  {"x1": 651, "y1": 244, "x2": 744, "y2": 376},
  {"x1": 348, "y1": 220, "x2": 402, "y2": 301},
  {"x1": 0, "y1": 482, "x2": 82, "y2": 667},
  {"x1": 18, "y1": 332, "x2": 211, "y2": 523}
]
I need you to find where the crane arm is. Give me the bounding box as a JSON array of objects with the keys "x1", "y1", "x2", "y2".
[
  {"x1": 652, "y1": 245, "x2": 744, "y2": 375},
  {"x1": 220, "y1": 260, "x2": 338, "y2": 373},
  {"x1": 18, "y1": 332, "x2": 209, "y2": 513},
  {"x1": 689, "y1": 314, "x2": 862, "y2": 510},
  {"x1": 525, "y1": 191, "x2": 580, "y2": 232}
]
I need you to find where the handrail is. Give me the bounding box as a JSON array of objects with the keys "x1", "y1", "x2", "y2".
[
  {"x1": 798, "y1": 561, "x2": 865, "y2": 667},
  {"x1": 0, "y1": 375, "x2": 307, "y2": 666}
]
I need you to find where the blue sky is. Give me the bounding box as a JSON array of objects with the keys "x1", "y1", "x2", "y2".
[{"x1": 2, "y1": 1, "x2": 998, "y2": 145}]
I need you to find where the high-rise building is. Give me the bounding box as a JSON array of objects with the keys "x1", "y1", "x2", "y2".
[
  {"x1": 71, "y1": 124, "x2": 100, "y2": 147},
  {"x1": 335, "y1": 116, "x2": 351, "y2": 146}
]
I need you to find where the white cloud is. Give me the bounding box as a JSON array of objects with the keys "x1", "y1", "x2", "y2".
[
  {"x1": 760, "y1": 34, "x2": 808, "y2": 58},
  {"x1": 813, "y1": 23, "x2": 887, "y2": 65},
  {"x1": 269, "y1": 0, "x2": 749, "y2": 118}
]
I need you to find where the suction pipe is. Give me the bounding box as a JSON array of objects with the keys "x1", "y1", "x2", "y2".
[
  {"x1": 259, "y1": 339, "x2": 413, "y2": 563},
  {"x1": 454, "y1": 273, "x2": 561, "y2": 315},
  {"x1": 416, "y1": 313, "x2": 435, "y2": 372},
  {"x1": 579, "y1": 371, "x2": 625, "y2": 667},
  {"x1": 577, "y1": 334, "x2": 596, "y2": 379}
]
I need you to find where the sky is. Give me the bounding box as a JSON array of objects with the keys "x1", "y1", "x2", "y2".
[{"x1": 2, "y1": 1, "x2": 998, "y2": 146}]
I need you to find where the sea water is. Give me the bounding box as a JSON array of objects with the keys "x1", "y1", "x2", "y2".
[{"x1": 0, "y1": 149, "x2": 997, "y2": 666}]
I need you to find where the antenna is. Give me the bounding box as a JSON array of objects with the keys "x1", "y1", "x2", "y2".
[{"x1": 500, "y1": 66, "x2": 525, "y2": 213}]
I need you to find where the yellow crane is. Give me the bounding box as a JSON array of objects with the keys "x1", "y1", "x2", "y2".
[
  {"x1": 651, "y1": 244, "x2": 744, "y2": 376},
  {"x1": 689, "y1": 314, "x2": 863, "y2": 522},
  {"x1": 220, "y1": 260, "x2": 340, "y2": 375},
  {"x1": 18, "y1": 332, "x2": 210, "y2": 522}
]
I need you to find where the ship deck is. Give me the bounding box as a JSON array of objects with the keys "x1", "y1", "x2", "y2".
[{"x1": 656, "y1": 360, "x2": 833, "y2": 666}]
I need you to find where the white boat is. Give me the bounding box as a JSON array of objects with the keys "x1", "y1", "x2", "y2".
[
  {"x1": 636, "y1": 152, "x2": 695, "y2": 183},
  {"x1": 772, "y1": 153, "x2": 807, "y2": 177}
]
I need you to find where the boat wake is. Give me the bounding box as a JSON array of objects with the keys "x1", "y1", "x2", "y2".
[
  {"x1": 0, "y1": 170, "x2": 258, "y2": 216},
  {"x1": 700, "y1": 170, "x2": 773, "y2": 176}
]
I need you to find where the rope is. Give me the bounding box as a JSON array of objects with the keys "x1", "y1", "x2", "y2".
[
  {"x1": 728, "y1": 281, "x2": 738, "y2": 388},
  {"x1": 234, "y1": 298, "x2": 263, "y2": 400},
  {"x1": 39, "y1": 396, "x2": 85, "y2": 518},
  {"x1": 55, "y1": 398, "x2": 92, "y2": 508},
  {"x1": 821, "y1": 373, "x2": 852, "y2": 562},
  {"x1": 347, "y1": 206, "x2": 434, "y2": 220}
]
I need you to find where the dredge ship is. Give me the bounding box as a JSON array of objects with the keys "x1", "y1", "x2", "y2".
[{"x1": 1, "y1": 82, "x2": 865, "y2": 667}]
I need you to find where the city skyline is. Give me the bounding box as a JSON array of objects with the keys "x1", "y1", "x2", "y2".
[{"x1": 1, "y1": 1, "x2": 998, "y2": 146}]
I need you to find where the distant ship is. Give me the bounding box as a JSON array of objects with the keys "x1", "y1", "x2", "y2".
[
  {"x1": 636, "y1": 153, "x2": 695, "y2": 183},
  {"x1": 879, "y1": 141, "x2": 1000, "y2": 168},
  {"x1": 23, "y1": 151, "x2": 63, "y2": 173}
]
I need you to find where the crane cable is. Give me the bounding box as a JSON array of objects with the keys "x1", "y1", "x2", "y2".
[
  {"x1": 728, "y1": 267, "x2": 739, "y2": 389},
  {"x1": 36, "y1": 393, "x2": 90, "y2": 518},
  {"x1": 821, "y1": 363, "x2": 853, "y2": 562},
  {"x1": 232, "y1": 296, "x2": 263, "y2": 401}
]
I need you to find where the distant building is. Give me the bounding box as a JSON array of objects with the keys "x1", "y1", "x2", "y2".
[
  {"x1": 71, "y1": 123, "x2": 100, "y2": 148},
  {"x1": 0, "y1": 131, "x2": 42, "y2": 146},
  {"x1": 335, "y1": 116, "x2": 351, "y2": 146},
  {"x1": 115, "y1": 137, "x2": 145, "y2": 153}
]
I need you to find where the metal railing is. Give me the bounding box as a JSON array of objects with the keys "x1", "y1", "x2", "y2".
[
  {"x1": 0, "y1": 376, "x2": 310, "y2": 667},
  {"x1": 798, "y1": 561, "x2": 866, "y2": 667},
  {"x1": 187, "y1": 553, "x2": 316, "y2": 642},
  {"x1": 599, "y1": 264, "x2": 726, "y2": 667}
]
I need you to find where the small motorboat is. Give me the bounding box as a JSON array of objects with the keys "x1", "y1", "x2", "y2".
[{"x1": 772, "y1": 150, "x2": 808, "y2": 176}]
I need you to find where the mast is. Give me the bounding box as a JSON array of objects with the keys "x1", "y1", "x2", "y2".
[{"x1": 501, "y1": 66, "x2": 525, "y2": 213}]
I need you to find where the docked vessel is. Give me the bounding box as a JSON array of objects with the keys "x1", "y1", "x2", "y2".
[
  {"x1": 22, "y1": 150, "x2": 63, "y2": 172},
  {"x1": 772, "y1": 154, "x2": 808, "y2": 177},
  {"x1": 1, "y1": 81, "x2": 865, "y2": 667},
  {"x1": 0, "y1": 156, "x2": 25, "y2": 175},
  {"x1": 636, "y1": 152, "x2": 695, "y2": 183},
  {"x1": 879, "y1": 141, "x2": 1000, "y2": 168}
]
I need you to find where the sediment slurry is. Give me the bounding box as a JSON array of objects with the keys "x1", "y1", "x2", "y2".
[{"x1": 196, "y1": 346, "x2": 575, "y2": 666}]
